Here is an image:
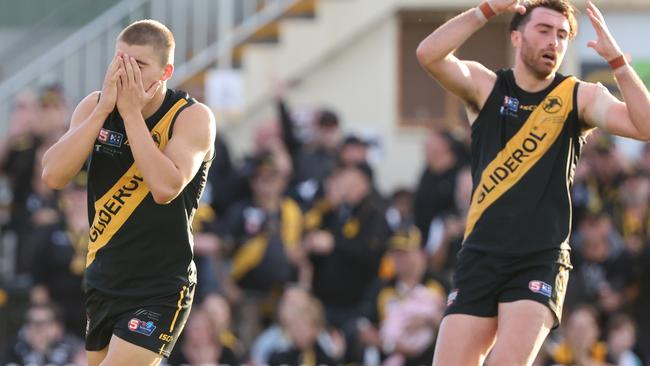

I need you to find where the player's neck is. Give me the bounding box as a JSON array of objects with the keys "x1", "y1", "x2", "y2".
[
  {"x1": 142, "y1": 86, "x2": 168, "y2": 120},
  {"x1": 512, "y1": 64, "x2": 555, "y2": 93}
]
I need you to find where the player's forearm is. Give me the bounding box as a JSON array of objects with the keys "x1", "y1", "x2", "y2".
[
  {"x1": 415, "y1": 6, "x2": 486, "y2": 68},
  {"x1": 41, "y1": 109, "x2": 108, "y2": 189},
  {"x1": 122, "y1": 112, "x2": 184, "y2": 204},
  {"x1": 615, "y1": 66, "x2": 650, "y2": 140}
]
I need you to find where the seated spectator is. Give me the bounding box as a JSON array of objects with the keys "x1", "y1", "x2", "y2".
[
  {"x1": 543, "y1": 305, "x2": 608, "y2": 366},
  {"x1": 605, "y1": 313, "x2": 643, "y2": 366},
  {"x1": 167, "y1": 307, "x2": 239, "y2": 366},
  {"x1": 250, "y1": 286, "x2": 344, "y2": 366},
  {"x1": 0, "y1": 302, "x2": 82, "y2": 365},
  {"x1": 202, "y1": 293, "x2": 244, "y2": 360},
  {"x1": 268, "y1": 293, "x2": 342, "y2": 366},
  {"x1": 354, "y1": 226, "x2": 447, "y2": 366}
]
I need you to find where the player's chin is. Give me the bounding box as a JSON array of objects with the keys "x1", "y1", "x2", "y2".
[{"x1": 535, "y1": 63, "x2": 556, "y2": 78}]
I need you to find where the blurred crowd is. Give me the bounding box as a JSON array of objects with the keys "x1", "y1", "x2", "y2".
[{"x1": 0, "y1": 82, "x2": 649, "y2": 366}]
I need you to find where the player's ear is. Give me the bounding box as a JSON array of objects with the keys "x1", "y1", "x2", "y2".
[
  {"x1": 511, "y1": 30, "x2": 522, "y2": 48},
  {"x1": 161, "y1": 64, "x2": 174, "y2": 81}
]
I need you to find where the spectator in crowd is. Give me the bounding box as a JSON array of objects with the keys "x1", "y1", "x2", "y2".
[
  {"x1": 167, "y1": 307, "x2": 240, "y2": 366},
  {"x1": 617, "y1": 172, "x2": 650, "y2": 255},
  {"x1": 353, "y1": 226, "x2": 447, "y2": 366},
  {"x1": 12, "y1": 144, "x2": 61, "y2": 274},
  {"x1": 338, "y1": 135, "x2": 370, "y2": 167},
  {"x1": 220, "y1": 152, "x2": 307, "y2": 346},
  {"x1": 566, "y1": 213, "x2": 638, "y2": 315},
  {"x1": 580, "y1": 133, "x2": 630, "y2": 219},
  {"x1": 543, "y1": 305, "x2": 608, "y2": 366},
  {"x1": 28, "y1": 175, "x2": 87, "y2": 337},
  {"x1": 0, "y1": 91, "x2": 43, "y2": 237},
  {"x1": 605, "y1": 313, "x2": 643, "y2": 366},
  {"x1": 190, "y1": 195, "x2": 224, "y2": 302},
  {"x1": 206, "y1": 133, "x2": 238, "y2": 218},
  {"x1": 384, "y1": 188, "x2": 414, "y2": 234},
  {"x1": 304, "y1": 163, "x2": 389, "y2": 330},
  {"x1": 268, "y1": 292, "x2": 342, "y2": 366},
  {"x1": 0, "y1": 302, "x2": 83, "y2": 365},
  {"x1": 37, "y1": 83, "x2": 69, "y2": 145},
  {"x1": 425, "y1": 166, "x2": 472, "y2": 281},
  {"x1": 250, "y1": 285, "x2": 344, "y2": 366},
  {"x1": 275, "y1": 84, "x2": 342, "y2": 208},
  {"x1": 202, "y1": 293, "x2": 245, "y2": 360},
  {"x1": 413, "y1": 129, "x2": 465, "y2": 244}
]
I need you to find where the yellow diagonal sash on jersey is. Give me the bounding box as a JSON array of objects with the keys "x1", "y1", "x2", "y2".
[
  {"x1": 86, "y1": 98, "x2": 188, "y2": 266},
  {"x1": 463, "y1": 77, "x2": 577, "y2": 240}
]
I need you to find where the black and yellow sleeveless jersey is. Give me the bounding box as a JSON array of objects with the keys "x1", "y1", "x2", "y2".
[
  {"x1": 85, "y1": 89, "x2": 209, "y2": 297},
  {"x1": 463, "y1": 69, "x2": 589, "y2": 254}
]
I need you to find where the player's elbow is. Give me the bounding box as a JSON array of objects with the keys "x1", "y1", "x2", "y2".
[
  {"x1": 41, "y1": 168, "x2": 68, "y2": 190},
  {"x1": 416, "y1": 42, "x2": 444, "y2": 72},
  {"x1": 150, "y1": 183, "x2": 182, "y2": 205},
  {"x1": 151, "y1": 189, "x2": 179, "y2": 205},
  {"x1": 415, "y1": 42, "x2": 431, "y2": 66}
]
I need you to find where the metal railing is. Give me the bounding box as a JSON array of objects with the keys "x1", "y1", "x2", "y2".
[{"x1": 0, "y1": 0, "x2": 299, "y2": 133}]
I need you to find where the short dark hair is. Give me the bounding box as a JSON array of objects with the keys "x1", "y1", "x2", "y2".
[
  {"x1": 510, "y1": 0, "x2": 578, "y2": 39},
  {"x1": 117, "y1": 19, "x2": 175, "y2": 65}
]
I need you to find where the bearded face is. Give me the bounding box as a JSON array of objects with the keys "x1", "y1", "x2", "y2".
[
  {"x1": 513, "y1": 7, "x2": 570, "y2": 80},
  {"x1": 520, "y1": 32, "x2": 562, "y2": 79}
]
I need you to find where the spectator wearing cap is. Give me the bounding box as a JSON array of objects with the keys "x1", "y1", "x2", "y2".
[
  {"x1": 218, "y1": 152, "x2": 307, "y2": 346},
  {"x1": 352, "y1": 226, "x2": 448, "y2": 366},
  {"x1": 303, "y1": 162, "x2": 389, "y2": 332}
]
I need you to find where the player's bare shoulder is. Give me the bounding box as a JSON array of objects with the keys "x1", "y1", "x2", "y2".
[
  {"x1": 69, "y1": 91, "x2": 105, "y2": 129},
  {"x1": 173, "y1": 101, "x2": 216, "y2": 160},
  {"x1": 464, "y1": 61, "x2": 498, "y2": 113},
  {"x1": 576, "y1": 79, "x2": 616, "y2": 129}
]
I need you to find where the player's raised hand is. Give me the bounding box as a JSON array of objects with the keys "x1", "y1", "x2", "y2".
[
  {"x1": 96, "y1": 54, "x2": 124, "y2": 115},
  {"x1": 116, "y1": 54, "x2": 161, "y2": 117},
  {"x1": 486, "y1": 0, "x2": 526, "y2": 15},
  {"x1": 586, "y1": 1, "x2": 623, "y2": 62}
]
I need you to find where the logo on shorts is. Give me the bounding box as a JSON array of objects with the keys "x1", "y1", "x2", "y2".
[
  {"x1": 447, "y1": 289, "x2": 459, "y2": 306},
  {"x1": 529, "y1": 280, "x2": 553, "y2": 297},
  {"x1": 128, "y1": 318, "x2": 156, "y2": 336}
]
